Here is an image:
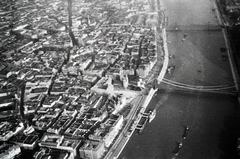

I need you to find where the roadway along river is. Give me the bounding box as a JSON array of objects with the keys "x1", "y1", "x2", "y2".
[{"x1": 119, "y1": 0, "x2": 240, "y2": 159}]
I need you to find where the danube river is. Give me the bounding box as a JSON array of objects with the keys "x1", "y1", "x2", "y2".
[{"x1": 119, "y1": 0, "x2": 240, "y2": 159}]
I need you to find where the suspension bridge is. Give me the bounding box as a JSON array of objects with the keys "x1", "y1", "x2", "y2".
[
  {"x1": 160, "y1": 78, "x2": 237, "y2": 95},
  {"x1": 166, "y1": 24, "x2": 222, "y2": 31}
]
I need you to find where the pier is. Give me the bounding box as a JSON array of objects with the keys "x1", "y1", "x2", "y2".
[
  {"x1": 135, "y1": 117, "x2": 148, "y2": 134},
  {"x1": 135, "y1": 109, "x2": 156, "y2": 134}
]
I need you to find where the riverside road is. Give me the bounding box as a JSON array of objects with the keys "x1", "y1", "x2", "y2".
[{"x1": 119, "y1": 0, "x2": 240, "y2": 159}]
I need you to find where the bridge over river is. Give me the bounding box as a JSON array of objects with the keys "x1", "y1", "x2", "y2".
[{"x1": 166, "y1": 24, "x2": 222, "y2": 31}]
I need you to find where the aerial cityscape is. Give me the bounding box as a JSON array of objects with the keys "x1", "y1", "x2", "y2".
[{"x1": 0, "y1": 0, "x2": 240, "y2": 159}]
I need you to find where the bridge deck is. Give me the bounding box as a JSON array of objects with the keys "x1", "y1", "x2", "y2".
[{"x1": 166, "y1": 25, "x2": 222, "y2": 31}]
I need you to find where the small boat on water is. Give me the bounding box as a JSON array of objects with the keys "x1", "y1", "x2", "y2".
[{"x1": 148, "y1": 109, "x2": 156, "y2": 123}]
